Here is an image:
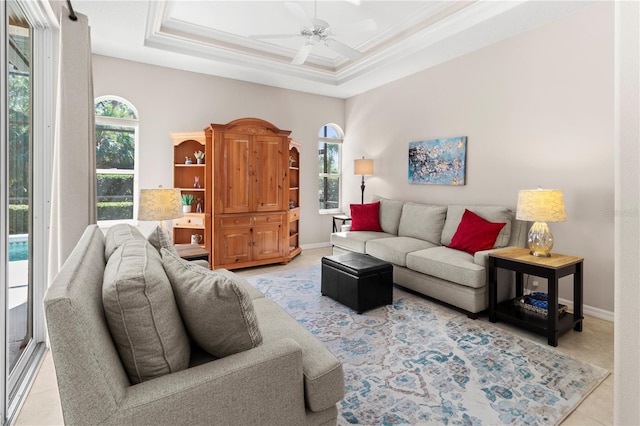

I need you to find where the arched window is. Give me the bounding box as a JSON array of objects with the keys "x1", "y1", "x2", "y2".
[
  {"x1": 94, "y1": 96, "x2": 139, "y2": 223},
  {"x1": 318, "y1": 123, "x2": 343, "y2": 213}
]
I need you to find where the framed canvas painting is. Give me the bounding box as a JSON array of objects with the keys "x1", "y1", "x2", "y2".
[{"x1": 408, "y1": 136, "x2": 467, "y2": 185}]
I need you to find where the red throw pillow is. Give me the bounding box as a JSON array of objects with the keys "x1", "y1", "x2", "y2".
[
  {"x1": 350, "y1": 202, "x2": 382, "y2": 232},
  {"x1": 447, "y1": 209, "x2": 506, "y2": 255}
]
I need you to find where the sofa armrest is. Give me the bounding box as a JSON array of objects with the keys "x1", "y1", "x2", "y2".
[{"x1": 108, "y1": 338, "x2": 307, "y2": 425}]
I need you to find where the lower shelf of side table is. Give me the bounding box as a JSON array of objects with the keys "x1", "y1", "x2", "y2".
[{"x1": 493, "y1": 299, "x2": 581, "y2": 337}]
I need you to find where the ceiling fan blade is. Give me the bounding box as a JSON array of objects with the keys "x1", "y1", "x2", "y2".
[
  {"x1": 249, "y1": 33, "x2": 299, "y2": 40},
  {"x1": 325, "y1": 38, "x2": 363, "y2": 60},
  {"x1": 291, "y1": 42, "x2": 314, "y2": 65},
  {"x1": 332, "y1": 18, "x2": 377, "y2": 35},
  {"x1": 284, "y1": 2, "x2": 313, "y2": 28}
]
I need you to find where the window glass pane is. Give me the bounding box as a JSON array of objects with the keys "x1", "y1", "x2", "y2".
[
  {"x1": 319, "y1": 124, "x2": 340, "y2": 139},
  {"x1": 95, "y1": 99, "x2": 137, "y2": 119},
  {"x1": 97, "y1": 172, "x2": 134, "y2": 221},
  {"x1": 318, "y1": 176, "x2": 340, "y2": 210},
  {"x1": 96, "y1": 124, "x2": 135, "y2": 170},
  {"x1": 7, "y1": 0, "x2": 33, "y2": 376},
  {"x1": 318, "y1": 142, "x2": 340, "y2": 175}
]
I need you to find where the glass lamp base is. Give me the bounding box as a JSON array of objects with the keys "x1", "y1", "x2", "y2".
[{"x1": 527, "y1": 221, "x2": 553, "y2": 257}]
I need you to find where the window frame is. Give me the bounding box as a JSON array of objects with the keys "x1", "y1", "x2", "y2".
[
  {"x1": 94, "y1": 95, "x2": 139, "y2": 228},
  {"x1": 318, "y1": 123, "x2": 344, "y2": 215}
]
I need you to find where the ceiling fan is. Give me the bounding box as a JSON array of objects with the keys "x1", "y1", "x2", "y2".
[{"x1": 249, "y1": 1, "x2": 377, "y2": 65}]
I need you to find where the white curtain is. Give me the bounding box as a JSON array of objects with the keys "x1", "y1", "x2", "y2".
[{"x1": 48, "y1": 8, "x2": 96, "y2": 279}]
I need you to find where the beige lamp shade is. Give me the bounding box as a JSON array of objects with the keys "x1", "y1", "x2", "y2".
[
  {"x1": 354, "y1": 158, "x2": 374, "y2": 176},
  {"x1": 516, "y1": 188, "x2": 567, "y2": 222},
  {"x1": 138, "y1": 187, "x2": 184, "y2": 221}
]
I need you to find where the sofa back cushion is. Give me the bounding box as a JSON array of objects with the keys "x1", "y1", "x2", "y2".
[
  {"x1": 104, "y1": 223, "x2": 146, "y2": 261},
  {"x1": 441, "y1": 205, "x2": 513, "y2": 247},
  {"x1": 372, "y1": 195, "x2": 404, "y2": 235},
  {"x1": 397, "y1": 202, "x2": 448, "y2": 245},
  {"x1": 103, "y1": 239, "x2": 190, "y2": 384},
  {"x1": 161, "y1": 248, "x2": 263, "y2": 358}
]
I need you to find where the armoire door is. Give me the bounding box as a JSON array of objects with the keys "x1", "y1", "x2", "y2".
[
  {"x1": 219, "y1": 133, "x2": 251, "y2": 213},
  {"x1": 254, "y1": 135, "x2": 286, "y2": 212}
]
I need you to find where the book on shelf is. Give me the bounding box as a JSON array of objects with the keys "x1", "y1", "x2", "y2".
[{"x1": 513, "y1": 292, "x2": 568, "y2": 318}]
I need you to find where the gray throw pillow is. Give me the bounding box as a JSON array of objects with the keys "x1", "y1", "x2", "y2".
[
  {"x1": 103, "y1": 239, "x2": 190, "y2": 384},
  {"x1": 104, "y1": 223, "x2": 146, "y2": 261},
  {"x1": 161, "y1": 248, "x2": 263, "y2": 358},
  {"x1": 147, "y1": 225, "x2": 179, "y2": 257}
]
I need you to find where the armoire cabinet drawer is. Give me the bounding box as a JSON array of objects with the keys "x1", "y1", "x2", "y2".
[
  {"x1": 253, "y1": 214, "x2": 283, "y2": 225},
  {"x1": 219, "y1": 216, "x2": 252, "y2": 228}
]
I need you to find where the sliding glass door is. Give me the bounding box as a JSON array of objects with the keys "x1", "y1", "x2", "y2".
[{"x1": 2, "y1": 0, "x2": 53, "y2": 422}]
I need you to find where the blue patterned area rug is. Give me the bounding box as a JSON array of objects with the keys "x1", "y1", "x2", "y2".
[{"x1": 246, "y1": 264, "x2": 609, "y2": 425}]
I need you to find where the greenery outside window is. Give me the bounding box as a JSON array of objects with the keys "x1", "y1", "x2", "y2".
[
  {"x1": 95, "y1": 96, "x2": 138, "y2": 223},
  {"x1": 318, "y1": 124, "x2": 343, "y2": 213}
]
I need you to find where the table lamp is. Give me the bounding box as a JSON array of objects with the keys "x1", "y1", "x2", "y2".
[
  {"x1": 138, "y1": 186, "x2": 183, "y2": 230},
  {"x1": 354, "y1": 157, "x2": 374, "y2": 204},
  {"x1": 516, "y1": 188, "x2": 567, "y2": 257}
]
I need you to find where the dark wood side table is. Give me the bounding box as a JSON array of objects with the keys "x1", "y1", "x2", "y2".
[
  {"x1": 488, "y1": 247, "x2": 584, "y2": 347},
  {"x1": 332, "y1": 214, "x2": 352, "y2": 232},
  {"x1": 175, "y1": 244, "x2": 211, "y2": 268}
]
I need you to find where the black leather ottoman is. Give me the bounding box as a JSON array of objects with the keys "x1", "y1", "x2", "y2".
[{"x1": 321, "y1": 252, "x2": 393, "y2": 314}]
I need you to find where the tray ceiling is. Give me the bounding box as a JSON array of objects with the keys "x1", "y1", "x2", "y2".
[{"x1": 73, "y1": 1, "x2": 592, "y2": 98}]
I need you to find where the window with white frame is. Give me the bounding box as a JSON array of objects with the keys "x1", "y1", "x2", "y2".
[
  {"x1": 95, "y1": 96, "x2": 138, "y2": 223},
  {"x1": 318, "y1": 124, "x2": 343, "y2": 213}
]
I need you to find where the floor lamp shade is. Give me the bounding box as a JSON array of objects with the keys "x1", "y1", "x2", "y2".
[
  {"x1": 138, "y1": 188, "x2": 184, "y2": 222},
  {"x1": 354, "y1": 157, "x2": 374, "y2": 204},
  {"x1": 516, "y1": 188, "x2": 567, "y2": 257}
]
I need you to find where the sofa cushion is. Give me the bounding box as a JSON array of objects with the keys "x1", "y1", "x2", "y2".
[
  {"x1": 102, "y1": 239, "x2": 190, "y2": 384},
  {"x1": 406, "y1": 246, "x2": 486, "y2": 289},
  {"x1": 252, "y1": 297, "x2": 344, "y2": 412},
  {"x1": 350, "y1": 202, "x2": 382, "y2": 232},
  {"x1": 397, "y1": 202, "x2": 447, "y2": 245},
  {"x1": 147, "y1": 225, "x2": 179, "y2": 256},
  {"x1": 366, "y1": 236, "x2": 437, "y2": 266},
  {"x1": 447, "y1": 209, "x2": 507, "y2": 255},
  {"x1": 372, "y1": 195, "x2": 404, "y2": 235},
  {"x1": 161, "y1": 248, "x2": 263, "y2": 358},
  {"x1": 441, "y1": 205, "x2": 513, "y2": 247},
  {"x1": 104, "y1": 223, "x2": 146, "y2": 260},
  {"x1": 330, "y1": 231, "x2": 392, "y2": 253}
]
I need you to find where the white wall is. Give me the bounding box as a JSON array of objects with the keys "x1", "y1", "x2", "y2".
[
  {"x1": 343, "y1": 3, "x2": 614, "y2": 313},
  {"x1": 91, "y1": 55, "x2": 344, "y2": 246},
  {"x1": 614, "y1": 1, "x2": 640, "y2": 423}
]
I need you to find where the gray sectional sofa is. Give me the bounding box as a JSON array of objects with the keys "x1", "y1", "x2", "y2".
[
  {"x1": 44, "y1": 224, "x2": 344, "y2": 425},
  {"x1": 331, "y1": 196, "x2": 528, "y2": 317}
]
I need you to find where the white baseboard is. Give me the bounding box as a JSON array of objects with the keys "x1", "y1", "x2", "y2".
[
  {"x1": 300, "y1": 242, "x2": 332, "y2": 250},
  {"x1": 559, "y1": 297, "x2": 614, "y2": 322}
]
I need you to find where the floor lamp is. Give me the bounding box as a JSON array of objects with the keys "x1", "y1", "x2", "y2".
[{"x1": 354, "y1": 157, "x2": 374, "y2": 204}]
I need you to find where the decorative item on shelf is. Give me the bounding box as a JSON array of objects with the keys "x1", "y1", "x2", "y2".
[
  {"x1": 190, "y1": 234, "x2": 203, "y2": 245},
  {"x1": 181, "y1": 194, "x2": 195, "y2": 213},
  {"x1": 354, "y1": 156, "x2": 374, "y2": 204},
  {"x1": 195, "y1": 198, "x2": 203, "y2": 213},
  {"x1": 185, "y1": 156, "x2": 192, "y2": 165},
  {"x1": 289, "y1": 155, "x2": 295, "y2": 167},
  {"x1": 516, "y1": 187, "x2": 567, "y2": 257},
  {"x1": 138, "y1": 186, "x2": 183, "y2": 230},
  {"x1": 289, "y1": 199, "x2": 295, "y2": 209},
  {"x1": 193, "y1": 175, "x2": 201, "y2": 188},
  {"x1": 194, "y1": 150, "x2": 205, "y2": 164}
]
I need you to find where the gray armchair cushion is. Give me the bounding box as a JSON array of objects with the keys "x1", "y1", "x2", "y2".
[
  {"x1": 161, "y1": 249, "x2": 263, "y2": 358},
  {"x1": 104, "y1": 223, "x2": 146, "y2": 260},
  {"x1": 397, "y1": 202, "x2": 447, "y2": 245},
  {"x1": 441, "y1": 205, "x2": 513, "y2": 247},
  {"x1": 147, "y1": 225, "x2": 179, "y2": 257},
  {"x1": 102, "y1": 239, "x2": 190, "y2": 384}
]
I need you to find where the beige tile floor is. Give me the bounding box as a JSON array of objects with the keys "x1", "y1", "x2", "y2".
[{"x1": 14, "y1": 247, "x2": 614, "y2": 425}]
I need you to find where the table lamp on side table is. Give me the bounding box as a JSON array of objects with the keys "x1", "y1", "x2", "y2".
[
  {"x1": 516, "y1": 187, "x2": 567, "y2": 257},
  {"x1": 138, "y1": 186, "x2": 184, "y2": 232}
]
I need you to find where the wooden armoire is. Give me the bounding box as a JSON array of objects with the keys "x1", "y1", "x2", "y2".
[{"x1": 206, "y1": 118, "x2": 295, "y2": 270}]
